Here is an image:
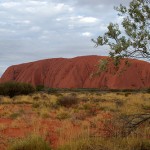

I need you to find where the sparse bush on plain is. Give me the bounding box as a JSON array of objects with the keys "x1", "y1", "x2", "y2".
[
  {"x1": 48, "y1": 88, "x2": 59, "y2": 93},
  {"x1": 32, "y1": 102, "x2": 40, "y2": 108},
  {"x1": 0, "y1": 82, "x2": 35, "y2": 97},
  {"x1": 114, "y1": 99, "x2": 124, "y2": 108},
  {"x1": 57, "y1": 137, "x2": 150, "y2": 150},
  {"x1": 9, "y1": 112, "x2": 22, "y2": 119},
  {"x1": 40, "y1": 109, "x2": 50, "y2": 118},
  {"x1": 0, "y1": 90, "x2": 149, "y2": 150},
  {"x1": 36, "y1": 85, "x2": 45, "y2": 91},
  {"x1": 57, "y1": 95, "x2": 79, "y2": 107},
  {"x1": 7, "y1": 134, "x2": 51, "y2": 150},
  {"x1": 56, "y1": 110, "x2": 70, "y2": 120},
  {"x1": 147, "y1": 88, "x2": 150, "y2": 93},
  {"x1": 72, "y1": 111, "x2": 87, "y2": 120},
  {"x1": 124, "y1": 92, "x2": 131, "y2": 97}
]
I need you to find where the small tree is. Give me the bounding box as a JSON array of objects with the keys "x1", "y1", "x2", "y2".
[{"x1": 92, "y1": 0, "x2": 150, "y2": 67}]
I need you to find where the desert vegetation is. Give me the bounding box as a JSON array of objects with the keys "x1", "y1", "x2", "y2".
[
  {"x1": 7, "y1": 134, "x2": 51, "y2": 150},
  {"x1": 0, "y1": 82, "x2": 35, "y2": 97},
  {"x1": 0, "y1": 90, "x2": 149, "y2": 150}
]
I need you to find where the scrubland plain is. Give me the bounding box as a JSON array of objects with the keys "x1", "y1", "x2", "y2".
[{"x1": 0, "y1": 91, "x2": 150, "y2": 150}]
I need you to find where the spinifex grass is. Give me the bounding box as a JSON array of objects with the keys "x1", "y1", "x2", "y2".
[{"x1": 0, "y1": 92, "x2": 149, "y2": 150}]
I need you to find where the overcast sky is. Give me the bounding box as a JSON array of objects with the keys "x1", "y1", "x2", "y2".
[{"x1": 0, "y1": 0, "x2": 131, "y2": 76}]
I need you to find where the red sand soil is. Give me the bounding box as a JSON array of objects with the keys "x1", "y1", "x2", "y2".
[
  {"x1": 0, "y1": 116, "x2": 62, "y2": 150},
  {"x1": 0, "y1": 55, "x2": 150, "y2": 89},
  {"x1": 0, "y1": 104, "x2": 149, "y2": 150},
  {"x1": 0, "y1": 110, "x2": 114, "y2": 150}
]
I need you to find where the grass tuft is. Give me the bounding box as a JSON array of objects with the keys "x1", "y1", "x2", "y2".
[{"x1": 7, "y1": 134, "x2": 51, "y2": 150}]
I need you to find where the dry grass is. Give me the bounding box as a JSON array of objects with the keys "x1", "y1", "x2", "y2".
[{"x1": 0, "y1": 91, "x2": 149, "y2": 150}]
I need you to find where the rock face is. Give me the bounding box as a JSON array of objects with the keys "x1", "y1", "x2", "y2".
[{"x1": 0, "y1": 55, "x2": 150, "y2": 89}]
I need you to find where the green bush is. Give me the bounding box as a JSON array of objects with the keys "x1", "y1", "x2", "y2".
[
  {"x1": 9, "y1": 112, "x2": 22, "y2": 119},
  {"x1": 0, "y1": 82, "x2": 35, "y2": 97},
  {"x1": 7, "y1": 134, "x2": 51, "y2": 150},
  {"x1": 48, "y1": 88, "x2": 59, "y2": 93},
  {"x1": 56, "y1": 111, "x2": 70, "y2": 120},
  {"x1": 147, "y1": 88, "x2": 150, "y2": 93},
  {"x1": 32, "y1": 102, "x2": 40, "y2": 108},
  {"x1": 36, "y1": 85, "x2": 45, "y2": 91}
]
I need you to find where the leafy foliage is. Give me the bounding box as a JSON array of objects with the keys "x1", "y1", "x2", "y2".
[
  {"x1": 36, "y1": 85, "x2": 45, "y2": 91},
  {"x1": 92, "y1": 0, "x2": 150, "y2": 66},
  {"x1": 0, "y1": 82, "x2": 35, "y2": 97}
]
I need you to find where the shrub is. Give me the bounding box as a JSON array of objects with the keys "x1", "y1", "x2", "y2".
[
  {"x1": 57, "y1": 138, "x2": 105, "y2": 150},
  {"x1": 7, "y1": 134, "x2": 51, "y2": 150},
  {"x1": 40, "y1": 109, "x2": 50, "y2": 118},
  {"x1": 33, "y1": 96, "x2": 40, "y2": 101},
  {"x1": 32, "y1": 102, "x2": 40, "y2": 108},
  {"x1": 57, "y1": 95, "x2": 79, "y2": 107},
  {"x1": 141, "y1": 104, "x2": 150, "y2": 110},
  {"x1": 147, "y1": 88, "x2": 150, "y2": 93},
  {"x1": 72, "y1": 111, "x2": 87, "y2": 120},
  {"x1": 47, "y1": 88, "x2": 58, "y2": 93},
  {"x1": 36, "y1": 85, "x2": 45, "y2": 91},
  {"x1": 124, "y1": 92, "x2": 131, "y2": 97},
  {"x1": 0, "y1": 82, "x2": 35, "y2": 97},
  {"x1": 41, "y1": 112, "x2": 50, "y2": 118},
  {"x1": 56, "y1": 110, "x2": 70, "y2": 120},
  {"x1": 57, "y1": 137, "x2": 150, "y2": 150},
  {"x1": 114, "y1": 99, "x2": 124, "y2": 108},
  {"x1": 9, "y1": 112, "x2": 22, "y2": 119}
]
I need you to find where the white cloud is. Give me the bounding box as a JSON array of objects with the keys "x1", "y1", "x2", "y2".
[
  {"x1": 20, "y1": 2, "x2": 73, "y2": 16},
  {"x1": 0, "y1": 28, "x2": 16, "y2": 33},
  {"x1": 55, "y1": 3, "x2": 73, "y2": 12},
  {"x1": 99, "y1": 24, "x2": 108, "y2": 32},
  {"x1": 0, "y1": 1, "x2": 73, "y2": 17},
  {"x1": 56, "y1": 18, "x2": 63, "y2": 21},
  {"x1": 1, "y1": 2, "x2": 20, "y2": 8},
  {"x1": 30, "y1": 26, "x2": 41, "y2": 32},
  {"x1": 79, "y1": 16, "x2": 98, "y2": 23},
  {"x1": 15, "y1": 20, "x2": 31, "y2": 25},
  {"x1": 82, "y1": 32, "x2": 92, "y2": 37},
  {"x1": 28, "y1": 1, "x2": 48, "y2": 5},
  {"x1": 70, "y1": 16, "x2": 98, "y2": 24},
  {"x1": 68, "y1": 24, "x2": 74, "y2": 29}
]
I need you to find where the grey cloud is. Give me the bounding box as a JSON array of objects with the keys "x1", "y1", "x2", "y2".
[
  {"x1": 60, "y1": 0, "x2": 131, "y2": 6},
  {"x1": 75, "y1": 0, "x2": 131, "y2": 6}
]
